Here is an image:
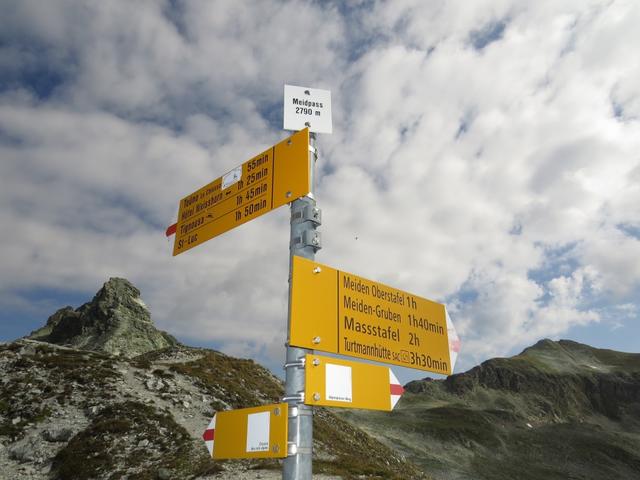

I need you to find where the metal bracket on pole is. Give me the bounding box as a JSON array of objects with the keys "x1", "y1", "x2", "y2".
[
  {"x1": 290, "y1": 204, "x2": 322, "y2": 225},
  {"x1": 288, "y1": 445, "x2": 312, "y2": 456},
  {"x1": 283, "y1": 359, "x2": 306, "y2": 369},
  {"x1": 287, "y1": 443, "x2": 299, "y2": 456},
  {"x1": 281, "y1": 393, "x2": 305, "y2": 403},
  {"x1": 301, "y1": 230, "x2": 322, "y2": 250},
  {"x1": 302, "y1": 205, "x2": 322, "y2": 225},
  {"x1": 290, "y1": 231, "x2": 322, "y2": 250},
  {"x1": 287, "y1": 442, "x2": 312, "y2": 456}
]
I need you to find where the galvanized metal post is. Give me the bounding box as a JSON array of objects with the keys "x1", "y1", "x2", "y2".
[{"x1": 283, "y1": 131, "x2": 319, "y2": 480}]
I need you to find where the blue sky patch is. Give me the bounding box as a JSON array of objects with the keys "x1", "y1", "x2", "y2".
[
  {"x1": 0, "y1": 52, "x2": 68, "y2": 100},
  {"x1": 455, "y1": 110, "x2": 475, "y2": 140},
  {"x1": 528, "y1": 242, "x2": 580, "y2": 283},
  {"x1": 0, "y1": 286, "x2": 92, "y2": 343},
  {"x1": 469, "y1": 19, "x2": 508, "y2": 51},
  {"x1": 617, "y1": 223, "x2": 640, "y2": 240}
]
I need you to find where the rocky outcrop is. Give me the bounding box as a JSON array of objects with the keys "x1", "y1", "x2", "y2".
[
  {"x1": 28, "y1": 278, "x2": 178, "y2": 358},
  {"x1": 1, "y1": 279, "x2": 422, "y2": 480},
  {"x1": 0, "y1": 340, "x2": 421, "y2": 480}
]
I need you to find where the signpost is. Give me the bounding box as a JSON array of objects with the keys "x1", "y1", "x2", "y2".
[
  {"x1": 304, "y1": 354, "x2": 404, "y2": 411},
  {"x1": 202, "y1": 403, "x2": 288, "y2": 460},
  {"x1": 165, "y1": 84, "x2": 461, "y2": 480},
  {"x1": 171, "y1": 128, "x2": 310, "y2": 255},
  {"x1": 289, "y1": 256, "x2": 460, "y2": 375},
  {"x1": 281, "y1": 142, "x2": 320, "y2": 480}
]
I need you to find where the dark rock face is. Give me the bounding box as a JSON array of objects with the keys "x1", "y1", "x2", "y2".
[
  {"x1": 442, "y1": 339, "x2": 640, "y2": 420},
  {"x1": 28, "y1": 278, "x2": 178, "y2": 358}
]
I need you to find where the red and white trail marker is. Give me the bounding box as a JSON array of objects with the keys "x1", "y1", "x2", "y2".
[
  {"x1": 165, "y1": 223, "x2": 177, "y2": 237},
  {"x1": 389, "y1": 370, "x2": 404, "y2": 410},
  {"x1": 202, "y1": 415, "x2": 216, "y2": 457},
  {"x1": 445, "y1": 307, "x2": 461, "y2": 372}
]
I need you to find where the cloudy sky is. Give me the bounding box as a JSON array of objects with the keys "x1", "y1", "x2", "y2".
[{"x1": 1, "y1": 0, "x2": 639, "y2": 384}]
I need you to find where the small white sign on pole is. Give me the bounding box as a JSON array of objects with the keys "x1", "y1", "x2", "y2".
[{"x1": 284, "y1": 84, "x2": 332, "y2": 134}]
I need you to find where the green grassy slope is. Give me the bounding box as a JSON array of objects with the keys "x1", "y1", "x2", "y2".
[{"x1": 337, "y1": 339, "x2": 640, "y2": 480}]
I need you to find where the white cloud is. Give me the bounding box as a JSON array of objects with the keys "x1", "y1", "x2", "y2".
[{"x1": 1, "y1": 0, "x2": 639, "y2": 379}]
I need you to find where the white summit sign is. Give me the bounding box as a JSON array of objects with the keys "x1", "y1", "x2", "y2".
[{"x1": 283, "y1": 84, "x2": 332, "y2": 134}]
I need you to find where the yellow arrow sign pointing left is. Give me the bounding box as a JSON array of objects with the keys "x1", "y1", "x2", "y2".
[
  {"x1": 172, "y1": 128, "x2": 310, "y2": 255},
  {"x1": 202, "y1": 403, "x2": 288, "y2": 459}
]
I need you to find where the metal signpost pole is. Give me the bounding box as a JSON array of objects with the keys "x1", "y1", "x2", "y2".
[{"x1": 283, "y1": 131, "x2": 320, "y2": 480}]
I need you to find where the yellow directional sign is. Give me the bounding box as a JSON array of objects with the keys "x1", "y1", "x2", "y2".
[
  {"x1": 202, "y1": 403, "x2": 288, "y2": 460},
  {"x1": 290, "y1": 256, "x2": 454, "y2": 375},
  {"x1": 305, "y1": 354, "x2": 404, "y2": 411},
  {"x1": 173, "y1": 128, "x2": 310, "y2": 255}
]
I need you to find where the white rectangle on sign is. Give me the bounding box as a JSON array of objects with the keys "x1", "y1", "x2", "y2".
[
  {"x1": 284, "y1": 84, "x2": 332, "y2": 134},
  {"x1": 222, "y1": 165, "x2": 242, "y2": 190},
  {"x1": 326, "y1": 363, "x2": 352, "y2": 403},
  {"x1": 246, "y1": 411, "x2": 270, "y2": 452}
]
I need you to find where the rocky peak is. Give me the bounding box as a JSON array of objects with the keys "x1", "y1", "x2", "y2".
[
  {"x1": 28, "y1": 278, "x2": 177, "y2": 358},
  {"x1": 84, "y1": 277, "x2": 151, "y2": 324}
]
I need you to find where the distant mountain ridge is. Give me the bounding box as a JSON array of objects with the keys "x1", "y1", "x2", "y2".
[
  {"x1": 338, "y1": 338, "x2": 640, "y2": 480},
  {"x1": 439, "y1": 339, "x2": 640, "y2": 420}
]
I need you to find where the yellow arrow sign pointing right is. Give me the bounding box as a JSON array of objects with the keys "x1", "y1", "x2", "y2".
[{"x1": 304, "y1": 354, "x2": 404, "y2": 411}]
